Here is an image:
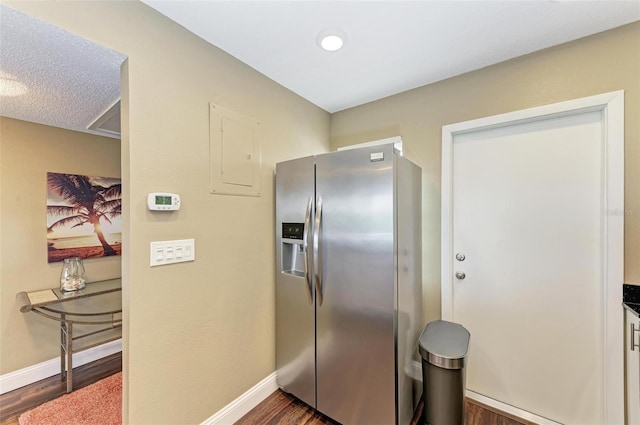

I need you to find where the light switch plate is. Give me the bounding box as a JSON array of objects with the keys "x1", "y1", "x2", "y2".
[{"x1": 150, "y1": 239, "x2": 195, "y2": 267}]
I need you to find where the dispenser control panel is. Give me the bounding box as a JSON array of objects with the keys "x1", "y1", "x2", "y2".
[{"x1": 282, "y1": 223, "x2": 304, "y2": 240}]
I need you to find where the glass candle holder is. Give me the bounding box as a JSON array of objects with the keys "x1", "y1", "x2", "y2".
[{"x1": 60, "y1": 257, "x2": 86, "y2": 291}]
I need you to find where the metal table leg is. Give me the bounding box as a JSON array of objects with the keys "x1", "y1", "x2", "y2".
[
  {"x1": 66, "y1": 321, "x2": 73, "y2": 393},
  {"x1": 60, "y1": 313, "x2": 66, "y2": 380},
  {"x1": 60, "y1": 316, "x2": 73, "y2": 393}
]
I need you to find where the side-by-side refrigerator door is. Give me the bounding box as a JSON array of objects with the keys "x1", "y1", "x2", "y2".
[
  {"x1": 315, "y1": 145, "x2": 396, "y2": 424},
  {"x1": 275, "y1": 156, "x2": 316, "y2": 408}
]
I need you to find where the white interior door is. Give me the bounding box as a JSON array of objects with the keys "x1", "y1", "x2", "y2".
[{"x1": 442, "y1": 92, "x2": 624, "y2": 425}]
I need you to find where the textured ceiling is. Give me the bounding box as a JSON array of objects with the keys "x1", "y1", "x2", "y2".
[
  {"x1": 0, "y1": 4, "x2": 126, "y2": 139},
  {"x1": 1, "y1": 1, "x2": 639, "y2": 138}
]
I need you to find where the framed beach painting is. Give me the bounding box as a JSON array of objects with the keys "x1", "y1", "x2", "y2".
[{"x1": 46, "y1": 172, "x2": 122, "y2": 263}]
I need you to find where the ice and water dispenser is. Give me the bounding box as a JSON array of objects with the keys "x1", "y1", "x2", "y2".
[{"x1": 281, "y1": 223, "x2": 305, "y2": 277}]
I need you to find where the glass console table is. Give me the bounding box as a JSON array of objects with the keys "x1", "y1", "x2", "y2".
[{"x1": 17, "y1": 278, "x2": 122, "y2": 393}]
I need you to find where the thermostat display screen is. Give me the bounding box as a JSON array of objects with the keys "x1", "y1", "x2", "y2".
[
  {"x1": 155, "y1": 195, "x2": 172, "y2": 205},
  {"x1": 147, "y1": 193, "x2": 180, "y2": 211}
]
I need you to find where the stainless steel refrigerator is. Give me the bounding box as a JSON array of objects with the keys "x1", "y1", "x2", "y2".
[{"x1": 275, "y1": 144, "x2": 422, "y2": 425}]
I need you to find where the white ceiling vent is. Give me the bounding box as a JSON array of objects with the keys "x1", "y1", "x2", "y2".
[{"x1": 88, "y1": 100, "x2": 121, "y2": 138}]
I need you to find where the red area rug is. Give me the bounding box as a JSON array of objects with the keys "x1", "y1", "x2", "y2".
[{"x1": 19, "y1": 372, "x2": 122, "y2": 425}]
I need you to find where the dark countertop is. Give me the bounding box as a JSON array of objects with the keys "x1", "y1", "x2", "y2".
[{"x1": 623, "y1": 284, "x2": 640, "y2": 318}]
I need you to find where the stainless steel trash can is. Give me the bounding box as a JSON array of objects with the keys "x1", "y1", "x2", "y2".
[{"x1": 418, "y1": 320, "x2": 470, "y2": 425}]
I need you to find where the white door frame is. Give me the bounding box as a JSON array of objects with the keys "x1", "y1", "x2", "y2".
[{"x1": 441, "y1": 91, "x2": 625, "y2": 424}]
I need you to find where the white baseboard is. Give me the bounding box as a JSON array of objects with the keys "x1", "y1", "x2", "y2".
[
  {"x1": 466, "y1": 390, "x2": 562, "y2": 425},
  {"x1": 201, "y1": 372, "x2": 278, "y2": 425},
  {"x1": 0, "y1": 339, "x2": 122, "y2": 395}
]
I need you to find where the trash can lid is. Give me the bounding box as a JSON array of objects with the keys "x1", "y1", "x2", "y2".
[{"x1": 418, "y1": 320, "x2": 470, "y2": 370}]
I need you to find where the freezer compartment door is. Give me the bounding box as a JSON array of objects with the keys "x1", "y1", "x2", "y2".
[
  {"x1": 275, "y1": 156, "x2": 315, "y2": 407},
  {"x1": 315, "y1": 145, "x2": 396, "y2": 425}
]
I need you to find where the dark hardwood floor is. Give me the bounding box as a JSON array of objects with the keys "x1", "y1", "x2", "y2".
[
  {"x1": 236, "y1": 389, "x2": 534, "y2": 425},
  {"x1": 1, "y1": 352, "x2": 533, "y2": 425},
  {"x1": 0, "y1": 352, "x2": 122, "y2": 425}
]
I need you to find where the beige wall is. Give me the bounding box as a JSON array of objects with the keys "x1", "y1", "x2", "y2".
[
  {"x1": 0, "y1": 117, "x2": 122, "y2": 371},
  {"x1": 3, "y1": 2, "x2": 638, "y2": 424},
  {"x1": 331, "y1": 22, "x2": 640, "y2": 324},
  {"x1": 4, "y1": 1, "x2": 331, "y2": 424}
]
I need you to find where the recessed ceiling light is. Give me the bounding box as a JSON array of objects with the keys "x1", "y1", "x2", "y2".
[{"x1": 317, "y1": 29, "x2": 347, "y2": 52}]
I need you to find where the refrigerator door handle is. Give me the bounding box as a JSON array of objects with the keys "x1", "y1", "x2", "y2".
[
  {"x1": 303, "y1": 197, "x2": 313, "y2": 304},
  {"x1": 313, "y1": 196, "x2": 324, "y2": 306}
]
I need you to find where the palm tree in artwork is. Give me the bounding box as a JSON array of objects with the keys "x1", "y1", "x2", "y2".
[{"x1": 47, "y1": 173, "x2": 122, "y2": 256}]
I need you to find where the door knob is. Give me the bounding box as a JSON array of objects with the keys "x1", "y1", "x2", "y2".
[
  {"x1": 455, "y1": 271, "x2": 466, "y2": 280},
  {"x1": 456, "y1": 253, "x2": 466, "y2": 261}
]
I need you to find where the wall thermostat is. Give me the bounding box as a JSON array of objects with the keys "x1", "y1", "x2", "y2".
[{"x1": 147, "y1": 193, "x2": 181, "y2": 211}]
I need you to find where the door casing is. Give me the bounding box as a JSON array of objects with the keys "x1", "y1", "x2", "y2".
[{"x1": 441, "y1": 91, "x2": 625, "y2": 424}]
